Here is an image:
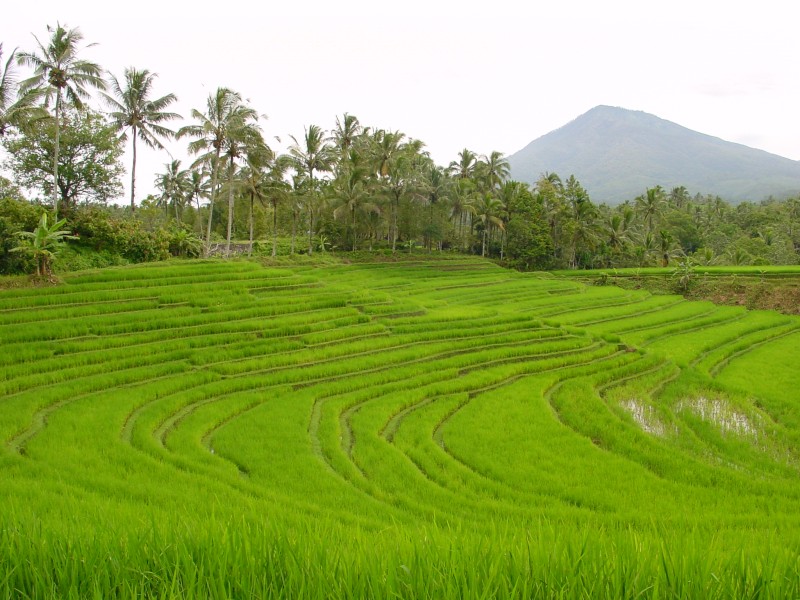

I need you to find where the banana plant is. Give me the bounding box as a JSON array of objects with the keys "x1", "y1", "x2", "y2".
[{"x1": 12, "y1": 212, "x2": 76, "y2": 277}]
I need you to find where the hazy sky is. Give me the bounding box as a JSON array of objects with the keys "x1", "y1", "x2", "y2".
[{"x1": 4, "y1": 0, "x2": 799, "y2": 202}]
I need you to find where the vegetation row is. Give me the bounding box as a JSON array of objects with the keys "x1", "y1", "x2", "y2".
[{"x1": 3, "y1": 24, "x2": 800, "y2": 281}]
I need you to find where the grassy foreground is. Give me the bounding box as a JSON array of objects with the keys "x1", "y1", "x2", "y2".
[{"x1": 2, "y1": 256, "x2": 800, "y2": 598}]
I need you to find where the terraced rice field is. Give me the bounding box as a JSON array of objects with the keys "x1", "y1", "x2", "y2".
[{"x1": 2, "y1": 257, "x2": 800, "y2": 598}]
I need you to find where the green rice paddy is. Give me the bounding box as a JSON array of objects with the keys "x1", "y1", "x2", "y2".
[{"x1": 2, "y1": 257, "x2": 800, "y2": 598}]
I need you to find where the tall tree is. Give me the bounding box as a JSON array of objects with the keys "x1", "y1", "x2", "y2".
[
  {"x1": 18, "y1": 24, "x2": 105, "y2": 219},
  {"x1": 473, "y1": 193, "x2": 505, "y2": 257},
  {"x1": 288, "y1": 175, "x2": 304, "y2": 255},
  {"x1": 563, "y1": 176, "x2": 596, "y2": 268},
  {"x1": 418, "y1": 162, "x2": 450, "y2": 251},
  {"x1": 370, "y1": 129, "x2": 416, "y2": 251},
  {"x1": 783, "y1": 197, "x2": 800, "y2": 245},
  {"x1": 635, "y1": 186, "x2": 665, "y2": 237},
  {"x1": 448, "y1": 148, "x2": 478, "y2": 180},
  {"x1": 187, "y1": 168, "x2": 210, "y2": 212},
  {"x1": 504, "y1": 182, "x2": 552, "y2": 270},
  {"x1": 154, "y1": 159, "x2": 189, "y2": 220},
  {"x1": 264, "y1": 155, "x2": 291, "y2": 257},
  {"x1": 449, "y1": 178, "x2": 476, "y2": 246},
  {"x1": 536, "y1": 172, "x2": 565, "y2": 262},
  {"x1": 331, "y1": 149, "x2": 375, "y2": 252},
  {"x1": 383, "y1": 151, "x2": 418, "y2": 253},
  {"x1": 178, "y1": 87, "x2": 258, "y2": 256},
  {"x1": 668, "y1": 185, "x2": 690, "y2": 209},
  {"x1": 330, "y1": 113, "x2": 362, "y2": 162},
  {"x1": 603, "y1": 206, "x2": 634, "y2": 258},
  {"x1": 2, "y1": 107, "x2": 124, "y2": 208},
  {"x1": 238, "y1": 141, "x2": 273, "y2": 255},
  {"x1": 476, "y1": 151, "x2": 510, "y2": 193},
  {"x1": 372, "y1": 129, "x2": 405, "y2": 178},
  {"x1": 0, "y1": 44, "x2": 46, "y2": 137},
  {"x1": 289, "y1": 124, "x2": 333, "y2": 255},
  {"x1": 496, "y1": 180, "x2": 527, "y2": 259},
  {"x1": 103, "y1": 67, "x2": 180, "y2": 211},
  {"x1": 220, "y1": 110, "x2": 263, "y2": 257},
  {"x1": 658, "y1": 229, "x2": 678, "y2": 267}
]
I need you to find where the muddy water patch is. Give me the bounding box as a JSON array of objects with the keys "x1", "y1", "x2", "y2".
[
  {"x1": 677, "y1": 396, "x2": 761, "y2": 440},
  {"x1": 620, "y1": 399, "x2": 670, "y2": 436}
]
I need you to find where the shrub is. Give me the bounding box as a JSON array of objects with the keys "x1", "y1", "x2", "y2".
[{"x1": 0, "y1": 197, "x2": 41, "y2": 274}]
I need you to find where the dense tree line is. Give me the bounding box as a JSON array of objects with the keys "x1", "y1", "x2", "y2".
[{"x1": 1, "y1": 24, "x2": 800, "y2": 276}]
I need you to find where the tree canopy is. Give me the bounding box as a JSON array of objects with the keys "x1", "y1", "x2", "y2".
[{"x1": 1, "y1": 21, "x2": 799, "y2": 274}]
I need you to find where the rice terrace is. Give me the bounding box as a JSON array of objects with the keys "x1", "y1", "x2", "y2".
[{"x1": 2, "y1": 255, "x2": 800, "y2": 598}]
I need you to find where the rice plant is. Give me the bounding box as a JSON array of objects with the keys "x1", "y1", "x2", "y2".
[{"x1": 2, "y1": 258, "x2": 800, "y2": 598}]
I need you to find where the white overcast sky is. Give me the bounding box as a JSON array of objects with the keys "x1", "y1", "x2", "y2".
[{"x1": 4, "y1": 0, "x2": 799, "y2": 202}]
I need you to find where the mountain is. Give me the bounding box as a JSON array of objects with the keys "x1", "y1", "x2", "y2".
[{"x1": 507, "y1": 105, "x2": 800, "y2": 204}]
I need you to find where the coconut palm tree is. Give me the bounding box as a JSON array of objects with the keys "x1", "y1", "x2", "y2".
[
  {"x1": 635, "y1": 186, "x2": 665, "y2": 237},
  {"x1": 604, "y1": 207, "x2": 634, "y2": 256},
  {"x1": 658, "y1": 229, "x2": 680, "y2": 267},
  {"x1": 220, "y1": 115, "x2": 263, "y2": 257},
  {"x1": 783, "y1": 197, "x2": 800, "y2": 242},
  {"x1": 449, "y1": 178, "x2": 476, "y2": 246},
  {"x1": 154, "y1": 159, "x2": 189, "y2": 221},
  {"x1": 536, "y1": 172, "x2": 565, "y2": 261},
  {"x1": 330, "y1": 113, "x2": 363, "y2": 160},
  {"x1": 0, "y1": 44, "x2": 46, "y2": 137},
  {"x1": 331, "y1": 152, "x2": 376, "y2": 252},
  {"x1": 264, "y1": 155, "x2": 291, "y2": 257},
  {"x1": 559, "y1": 175, "x2": 596, "y2": 268},
  {"x1": 448, "y1": 148, "x2": 478, "y2": 180},
  {"x1": 669, "y1": 186, "x2": 690, "y2": 209},
  {"x1": 187, "y1": 168, "x2": 210, "y2": 211},
  {"x1": 371, "y1": 129, "x2": 405, "y2": 179},
  {"x1": 238, "y1": 141, "x2": 273, "y2": 255},
  {"x1": 369, "y1": 130, "x2": 422, "y2": 252},
  {"x1": 382, "y1": 151, "x2": 419, "y2": 253},
  {"x1": 418, "y1": 162, "x2": 450, "y2": 251},
  {"x1": 476, "y1": 151, "x2": 510, "y2": 193},
  {"x1": 476, "y1": 194, "x2": 505, "y2": 257},
  {"x1": 496, "y1": 180, "x2": 528, "y2": 259},
  {"x1": 17, "y1": 24, "x2": 105, "y2": 219},
  {"x1": 178, "y1": 87, "x2": 259, "y2": 256},
  {"x1": 288, "y1": 175, "x2": 305, "y2": 255},
  {"x1": 288, "y1": 124, "x2": 334, "y2": 255},
  {"x1": 103, "y1": 67, "x2": 180, "y2": 211}
]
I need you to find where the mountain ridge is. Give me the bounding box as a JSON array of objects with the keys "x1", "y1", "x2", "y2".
[{"x1": 507, "y1": 106, "x2": 800, "y2": 204}]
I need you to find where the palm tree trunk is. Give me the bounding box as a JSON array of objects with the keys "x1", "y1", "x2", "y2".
[
  {"x1": 307, "y1": 173, "x2": 314, "y2": 256},
  {"x1": 272, "y1": 200, "x2": 278, "y2": 258},
  {"x1": 428, "y1": 202, "x2": 434, "y2": 252},
  {"x1": 205, "y1": 150, "x2": 221, "y2": 257},
  {"x1": 352, "y1": 205, "x2": 357, "y2": 252},
  {"x1": 225, "y1": 158, "x2": 234, "y2": 258},
  {"x1": 391, "y1": 197, "x2": 398, "y2": 253},
  {"x1": 130, "y1": 128, "x2": 137, "y2": 212},
  {"x1": 308, "y1": 203, "x2": 314, "y2": 255},
  {"x1": 248, "y1": 192, "x2": 254, "y2": 257},
  {"x1": 291, "y1": 208, "x2": 296, "y2": 255},
  {"x1": 53, "y1": 91, "x2": 62, "y2": 220},
  {"x1": 205, "y1": 199, "x2": 215, "y2": 256}
]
